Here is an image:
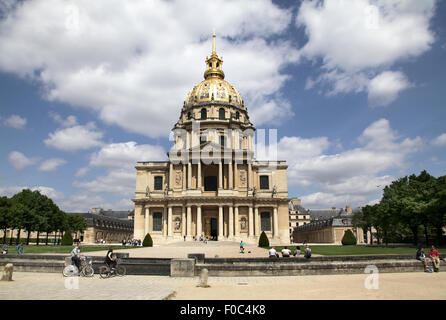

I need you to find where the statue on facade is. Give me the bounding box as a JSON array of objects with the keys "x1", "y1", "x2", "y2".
[
  {"x1": 272, "y1": 185, "x2": 277, "y2": 198},
  {"x1": 164, "y1": 185, "x2": 169, "y2": 196},
  {"x1": 252, "y1": 186, "x2": 257, "y2": 197},
  {"x1": 145, "y1": 186, "x2": 150, "y2": 198}
]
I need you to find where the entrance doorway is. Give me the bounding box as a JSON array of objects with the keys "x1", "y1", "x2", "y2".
[
  {"x1": 205, "y1": 217, "x2": 218, "y2": 240},
  {"x1": 210, "y1": 218, "x2": 217, "y2": 239}
]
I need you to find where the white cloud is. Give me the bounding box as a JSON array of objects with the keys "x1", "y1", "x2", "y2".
[
  {"x1": 44, "y1": 122, "x2": 103, "y2": 152},
  {"x1": 8, "y1": 151, "x2": 38, "y2": 171},
  {"x1": 432, "y1": 133, "x2": 446, "y2": 147},
  {"x1": 75, "y1": 167, "x2": 89, "y2": 177},
  {"x1": 0, "y1": 0, "x2": 298, "y2": 138},
  {"x1": 73, "y1": 141, "x2": 166, "y2": 195},
  {"x1": 368, "y1": 71, "x2": 411, "y2": 107},
  {"x1": 276, "y1": 118, "x2": 422, "y2": 208},
  {"x1": 296, "y1": 0, "x2": 436, "y2": 105},
  {"x1": 89, "y1": 141, "x2": 166, "y2": 168},
  {"x1": 59, "y1": 193, "x2": 133, "y2": 212},
  {"x1": 0, "y1": 185, "x2": 65, "y2": 201},
  {"x1": 49, "y1": 112, "x2": 78, "y2": 127},
  {"x1": 39, "y1": 158, "x2": 67, "y2": 172},
  {"x1": 3, "y1": 114, "x2": 27, "y2": 129}
]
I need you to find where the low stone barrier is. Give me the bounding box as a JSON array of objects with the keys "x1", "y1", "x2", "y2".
[{"x1": 170, "y1": 259, "x2": 195, "y2": 277}]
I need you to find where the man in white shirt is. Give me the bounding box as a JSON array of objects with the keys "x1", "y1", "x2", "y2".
[
  {"x1": 281, "y1": 246, "x2": 291, "y2": 258},
  {"x1": 70, "y1": 242, "x2": 81, "y2": 272},
  {"x1": 269, "y1": 246, "x2": 278, "y2": 258}
]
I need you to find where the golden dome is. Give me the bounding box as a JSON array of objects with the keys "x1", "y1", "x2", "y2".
[{"x1": 184, "y1": 33, "x2": 245, "y2": 108}]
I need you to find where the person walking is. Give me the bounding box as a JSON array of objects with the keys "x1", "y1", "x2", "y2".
[{"x1": 240, "y1": 240, "x2": 244, "y2": 253}]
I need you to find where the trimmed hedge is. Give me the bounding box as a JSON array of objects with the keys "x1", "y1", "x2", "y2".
[
  {"x1": 61, "y1": 232, "x2": 73, "y2": 246},
  {"x1": 341, "y1": 229, "x2": 357, "y2": 245},
  {"x1": 258, "y1": 231, "x2": 269, "y2": 247},
  {"x1": 142, "y1": 233, "x2": 153, "y2": 247}
]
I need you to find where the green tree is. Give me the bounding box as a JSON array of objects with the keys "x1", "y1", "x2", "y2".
[
  {"x1": 66, "y1": 214, "x2": 88, "y2": 240},
  {"x1": 9, "y1": 200, "x2": 26, "y2": 245},
  {"x1": 258, "y1": 231, "x2": 269, "y2": 247},
  {"x1": 353, "y1": 206, "x2": 374, "y2": 245},
  {"x1": 0, "y1": 197, "x2": 12, "y2": 244},
  {"x1": 61, "y1": 230, "x2": 73, "y2": 245},
  {"x1": 341, "y1": 229, "x2": 357, "y2": 245},
  {"x1": 427, "y1": 175, "x2": 446, "y2": 245},
  {"x1": 142, "y1": 233, "x2": 153, "y2": 247}
]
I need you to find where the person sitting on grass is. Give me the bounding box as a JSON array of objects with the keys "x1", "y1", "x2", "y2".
[
  {"x1": 282, "y1": 246, "x2": 291, "y2": 258},
  {"x1": 416, "y1": 247, "x2": 430, "y2": 272},
  {"x1": 429, "y1": 245, "x2": 440, "y2": 272},
  {"x1": 293, "y1": 246, "x2": 301, "y2": 257}
]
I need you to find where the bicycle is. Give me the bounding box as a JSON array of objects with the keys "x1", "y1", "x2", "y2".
[
  {"x1": 99, "y1": 260, "x2": 126, "y2": 279},
  {"x1": 62, "y1": 256, "x2": 94, "y2": 277}
]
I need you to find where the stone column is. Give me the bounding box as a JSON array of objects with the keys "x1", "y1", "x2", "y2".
[
  {"x1": 255, "y1": 207, "x2": 259, "y2": 236},
  {"x1": 197, "y1": 160, "x2": 202, "y2": 190},
  {"x1": 228, "y1": 206, "x2": 234, "y2": 238},
  {"x1": 234, "y1": 162, "x2": 238, "y2": 189},
  {"x1": 186, "y1": 205, "x2": 192, "y2": 238},
  {"x1": 169, "y1": 163, "x2": 173, "y2": 190},
  {"x1": 168, "y1": 206, "x2": 173, "y2": 236},
  {"x1": 163, "y1": 206, "x2": 167, "y2": 237},
  {"x1": 248, "y1": 162, "x2": 252, "y2": 189},
  {"x1": 182, "y1": 164, "x2": 186, "y2": 190},
  {"x1": 248, "y1": 206, "x2": 254, "y2": 237},
  {"x1": 144, "y1": 207, "x2": 149, "y2": 236},
  {"x1": 187, "y1": 161, "x2": 192, "y2": 189},
  {"x1": 218, "y1": 161, "x2": 223, "y2": 189},
  {"x1": 196, "y1": 206, "x2": 202, "y2": 238},
  {"x1": 228, "y1": 160, "x2": 233, "y2": 189},
  {"x1": 234, "y1": 206, "x2": 239, "y2": 236},
  {"x1": 218, "y1": 206, "x2": 223, "y2": 239},
  {"x1": 273, "y1": 206, "x2": 279, "y2": 238},
  {"x1": 182, "y1": 205, "x2": 186, "y2": 236}
]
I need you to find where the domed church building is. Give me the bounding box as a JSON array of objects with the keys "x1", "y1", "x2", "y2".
[{"x1": 133, "y1": 34, "x2": 290, "y2": 245}]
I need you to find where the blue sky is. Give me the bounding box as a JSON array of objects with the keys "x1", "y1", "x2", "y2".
[{"x1": 0, "y1": 0, "x2": 445, "y2": 211}]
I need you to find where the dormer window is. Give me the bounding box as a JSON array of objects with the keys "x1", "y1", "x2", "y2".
[{"x1": 235, "y1": 111, "x2": 240, "y2": 120}]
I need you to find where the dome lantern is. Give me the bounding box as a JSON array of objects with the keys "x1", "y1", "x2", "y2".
[{"x1": 204, "y1": 32, "x2": 225, "y2": 80}]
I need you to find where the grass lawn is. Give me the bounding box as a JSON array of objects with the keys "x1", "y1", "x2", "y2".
[
  {"x1": 264, "y1": 245, "x2": 420, "y2": 256},
  {"x1": 3, "y1": 245, "x2": 141, "y2": 254}
]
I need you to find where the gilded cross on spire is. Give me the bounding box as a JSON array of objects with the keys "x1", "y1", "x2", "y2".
[{"x1": 204, "y1": 31, "x2": 225, "y2": 79}]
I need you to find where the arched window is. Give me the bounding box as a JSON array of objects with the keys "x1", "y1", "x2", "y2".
[
  {"x1": 201, "y1": 108, "x2": 207, "y2": 120},
  {"x1": 219, "y1": 108, "x2": 225, "y2": 120},
  {"x1": 187, "y1": 112, "x2": 192, "y2": 120},
  {"x1": 235, "y1": 111, "x2": 240, "y2": 120}
]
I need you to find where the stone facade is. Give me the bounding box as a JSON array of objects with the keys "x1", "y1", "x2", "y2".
[
  {"x1": 133, "y1": 34, "x2": 291, "y2": 245},
  {"x1": 292, "y1": 206, "x2": 364, "y2": 244}
]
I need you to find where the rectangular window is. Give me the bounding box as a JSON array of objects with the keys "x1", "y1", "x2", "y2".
[
  {"x1": 260, "y1": 212, "x2": 271, "y2": 232},
  {"x1": 260, "y1": 176, "x2": 269, "y2": 190},
  {"x1": 220, "y1": 135, "x2": 225, "y2": 147},
  {"x1": 154, "y1": 176, "x2": 163, "y2": 190},
  {"x1": 153, "y1": 212, "x2": 162, "y2": 232}
]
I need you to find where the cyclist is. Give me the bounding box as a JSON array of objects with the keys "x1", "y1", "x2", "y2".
[
  {"x1": 105, "y1": 247, "x2": 117, "y2": 270},
  {"x1": 70, "y1": 242, "x2": 82, "y2": 273}
]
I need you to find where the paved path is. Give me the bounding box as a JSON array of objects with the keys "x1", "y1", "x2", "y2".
[
  {"x1": 2, "y1": 271, "x2": 445, "y2": 300},
  {"x1": 84, "y1": 241, "x2": 309, "y2": 258}
]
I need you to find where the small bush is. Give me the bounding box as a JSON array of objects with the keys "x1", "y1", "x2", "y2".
[
  {"x1": 341, "y1": 229, "x2": 357, "y2": 245},
  {"x1": 142, "y1": 233, "x2": 153, "y2": 247},
  {"x1": 61, "y1": 232, "x2": 73, "y2": 246},
  {"x1": 258, "y1": 231, "x2": 269, "y2": 247}
]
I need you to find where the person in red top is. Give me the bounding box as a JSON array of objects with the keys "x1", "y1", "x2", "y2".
[{"x1": 429, "y1": 245, "x2": 440, "y2": 272}]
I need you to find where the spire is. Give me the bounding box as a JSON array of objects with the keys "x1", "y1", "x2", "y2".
[
  {"x1": 212, "y1": 30, "x2": 216, "y2": 55},
  {"x1": 204, "y1": 32, "x2": 225, "y2": 80}
]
